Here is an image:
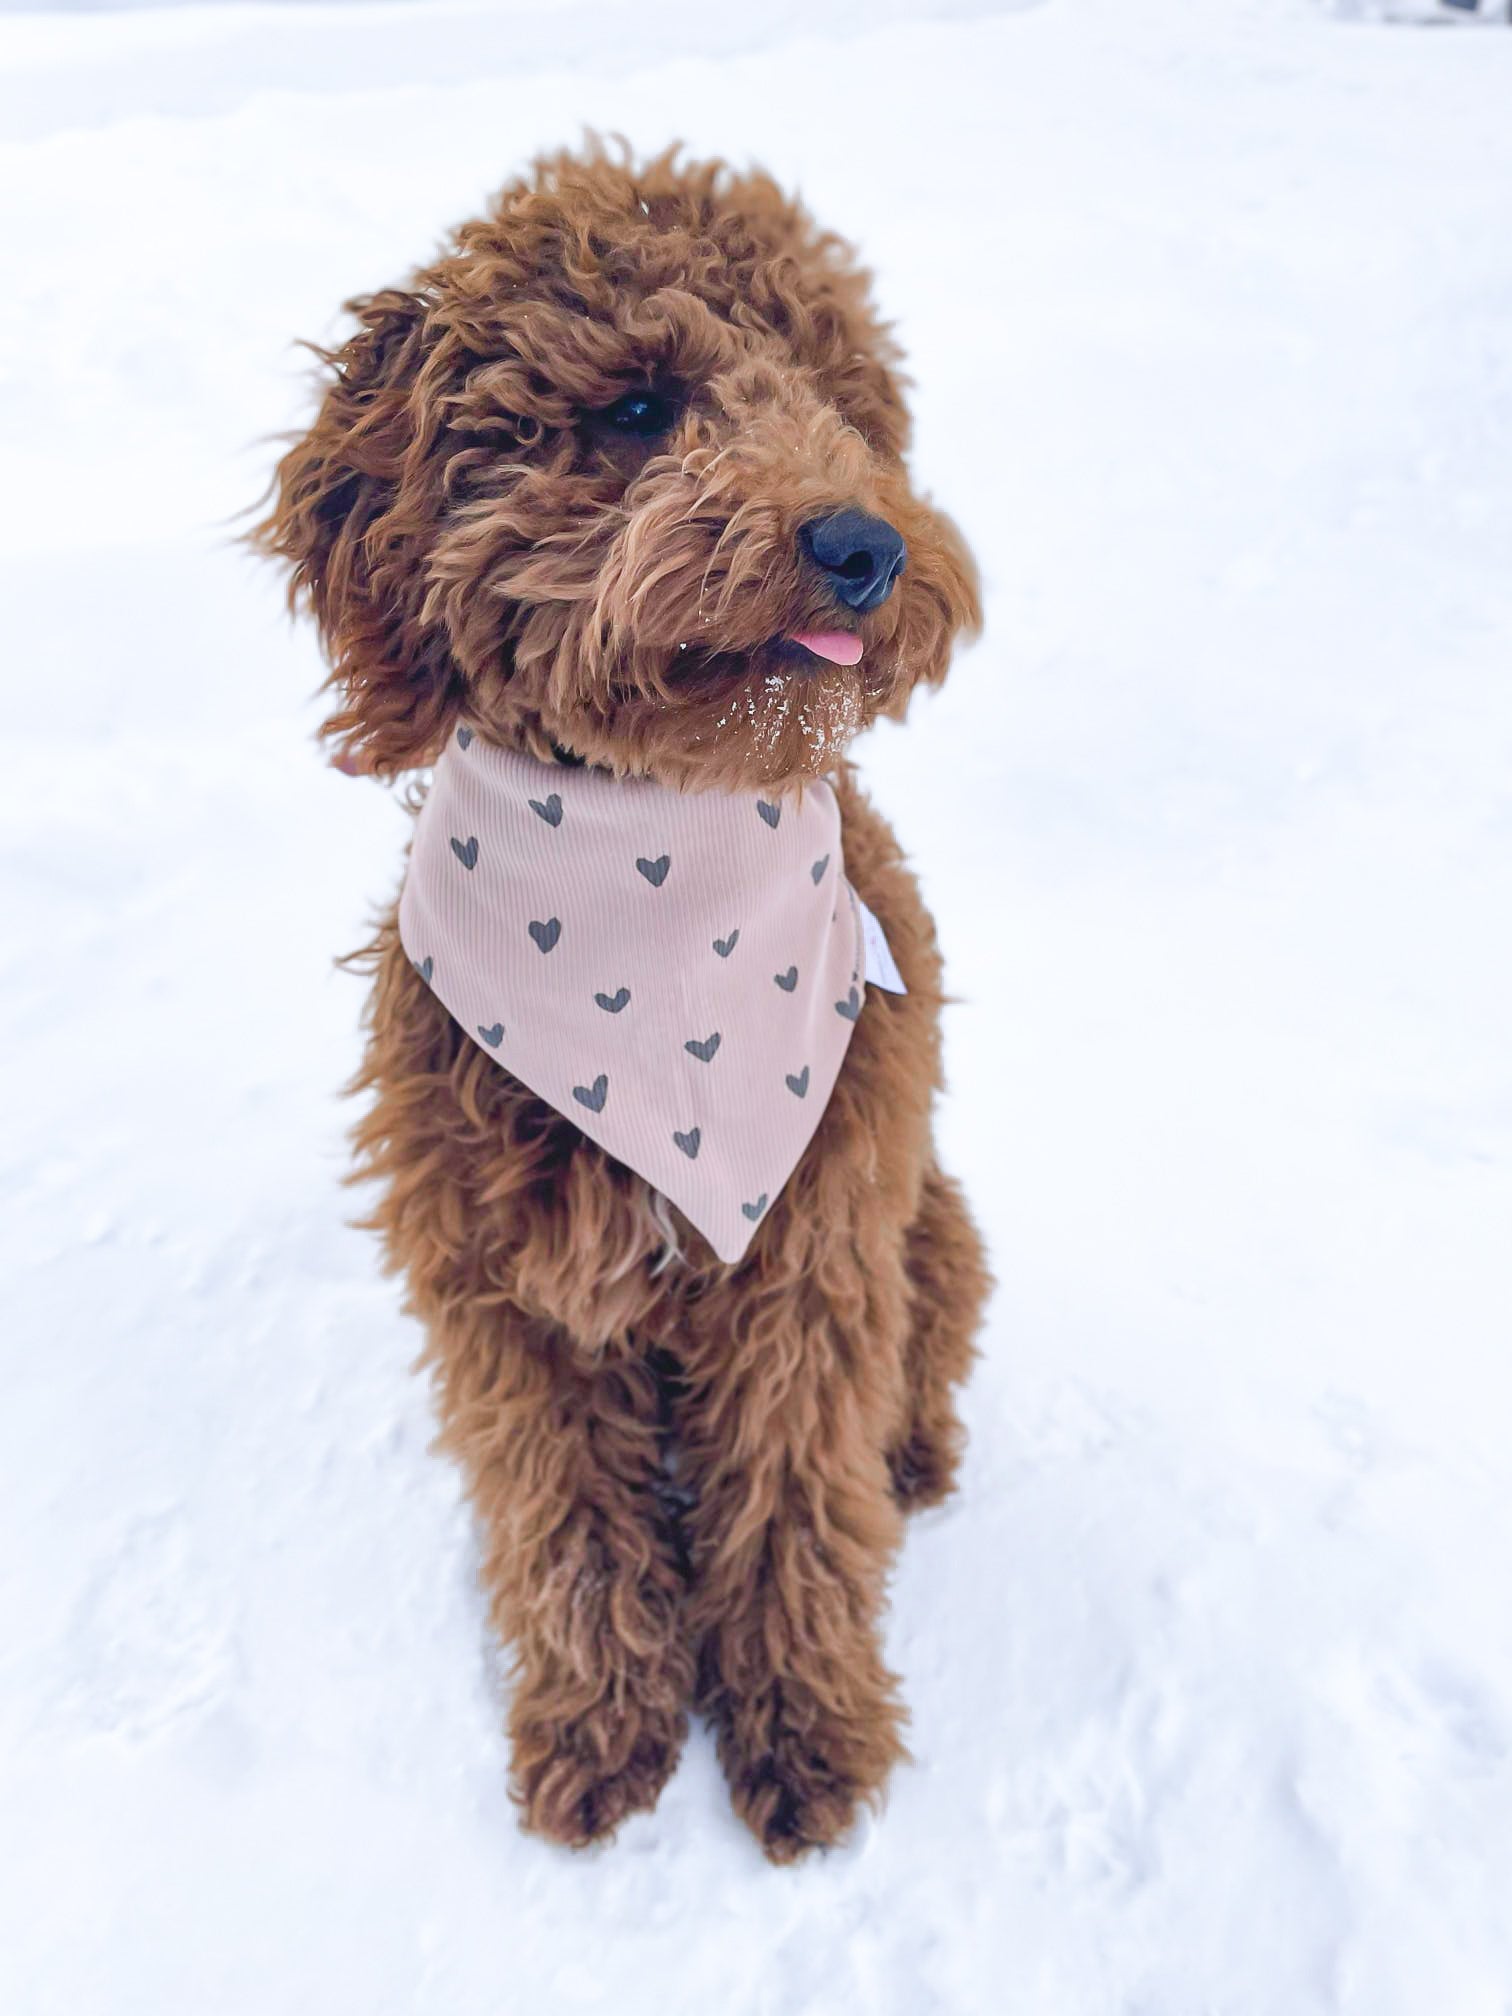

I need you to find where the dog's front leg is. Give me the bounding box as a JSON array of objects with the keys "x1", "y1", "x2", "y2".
[
  {"x1": 429, "y1": 1307, "x2": 694, "y2": 1849},
  {"x1": 678, "y1": 1276, "x2": 910, "y2": 1863}
]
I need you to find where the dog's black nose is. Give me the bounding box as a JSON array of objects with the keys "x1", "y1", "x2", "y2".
[{"x1": 799, "y1": 509, "x2": 907, "y2": 614}]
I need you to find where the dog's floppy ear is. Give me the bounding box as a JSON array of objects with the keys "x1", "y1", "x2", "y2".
[{"x1": 256, "y1": 287, "x2": 465, "y2": 775}]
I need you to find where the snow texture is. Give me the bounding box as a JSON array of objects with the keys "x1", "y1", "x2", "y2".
[{"x1": 2, "y1": 3, "x2": 1510, "y2": 2011}]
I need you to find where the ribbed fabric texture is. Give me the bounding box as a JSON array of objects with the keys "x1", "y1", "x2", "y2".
[{"x1": 397, "y1": 728, "x2": 867, "y2": 1263}]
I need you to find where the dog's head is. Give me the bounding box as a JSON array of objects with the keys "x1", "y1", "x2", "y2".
[{"x1": 259, "y1": 145, "x2": 979, "y2": 790}]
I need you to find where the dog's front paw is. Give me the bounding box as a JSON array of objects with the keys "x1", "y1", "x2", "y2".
[
  {"x1": 720, "y1": 1690, "x2": 905, "y2": 1865},
  {"x1": 735, "y1": 1747, "x2": 866, "y2": 1864},
  {"x1": 511, "y1": 1699, "x2": 686, "y2": 1850}
]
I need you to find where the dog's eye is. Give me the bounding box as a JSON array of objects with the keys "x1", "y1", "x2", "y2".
[{"x1": 599, "y1": 390, "x2": 676, "y2": 437}]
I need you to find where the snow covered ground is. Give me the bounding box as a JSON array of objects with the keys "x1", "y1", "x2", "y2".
[{"x1": 3, "y1": 1, "x2": 1511, "y2": 2010}]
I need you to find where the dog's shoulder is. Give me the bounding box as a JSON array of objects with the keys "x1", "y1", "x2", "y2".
[{"x1": 830, "y1": 762, "x2": 943, "y2": 1004}]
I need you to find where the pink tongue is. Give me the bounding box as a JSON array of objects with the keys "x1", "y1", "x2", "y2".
[{"x1": 790, "y1": 629, "x2": 863, "y2": 667}]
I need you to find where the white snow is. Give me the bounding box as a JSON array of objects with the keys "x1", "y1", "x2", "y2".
[{"x1": 3, "y1": 2, "x2": 1511, "y2": 2011}]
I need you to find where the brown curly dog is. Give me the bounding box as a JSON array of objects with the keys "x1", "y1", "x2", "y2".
[{"x1": 257, "y1": 144, "x2": 990, "y2": 1864}]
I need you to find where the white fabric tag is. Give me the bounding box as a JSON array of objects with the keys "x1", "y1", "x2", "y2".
[{"x1": 857, "y1": 896, "x2": 908, "y2": 994}]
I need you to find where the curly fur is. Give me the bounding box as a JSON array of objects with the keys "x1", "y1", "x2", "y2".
[{"x1": 257, "y1": 142, "x2": 991, "y2": 1863}]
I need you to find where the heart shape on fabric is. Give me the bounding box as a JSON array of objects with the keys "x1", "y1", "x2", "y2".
[
  {"x1": 413, "y1": 955, "x2": 434, "y2": 986},
  {"x1": 528, "y1": 917, "x2": 561, "y2": 954},
  {"x1": 774, "y1": 966, "x2": 798, "y2": 992},
  {"x1": 477, "y1": 1022, "x2": 504, "y2": 1047},
  {"x1": 757, "y1": 801, "x2": 781, "y2": 830},
  {"x1": 595, "y1": 987, "x2": 630, "y2": 1014},
  {"x1": 450, "y1": 835, "x2": 479, "y2": 871},
  {"x1": 810, "y1": 853, "x2": 830, "y2": 885},
  {"x1": 742, "y1": 1194, "x2": 769, "y2": 1222},
  {"x1": 785, "y1": 1065, "x2": 810, "y2": 1099},
  {"x1": 684, "y1": 1032, "x2": 721, "y2": 1063},
  {"x1": 713, "y1": 929, "x2": 740, "y2": 958},
  {"x1": 673, "y1": 1126, "x2": 701, "y2": 1159},
  {"x1": 456, "y1": 726, "x2": 474, "y2": 750},
  {"x1": 573, "y1": 1074, "x2": 608, "y2": 1114},
  {"x1": 530, "y1": 793, "x2": 563, "y2": 827},
  {"x1": 835, "y1": 986, "x2": 861, "y2": 1021},
  {"x1": 636, "y1": 854, "x2": 671, "y2": 887}
]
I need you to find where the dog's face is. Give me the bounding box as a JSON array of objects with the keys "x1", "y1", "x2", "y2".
[{"x1": 261, "y1": 148, "x2": 979, "y2": 790}]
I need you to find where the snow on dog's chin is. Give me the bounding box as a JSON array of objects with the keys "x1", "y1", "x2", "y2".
[{"x1": 699, "y1": 659, "x2": 867, "y2": 777}]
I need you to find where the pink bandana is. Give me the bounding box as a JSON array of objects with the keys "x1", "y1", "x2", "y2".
[{"x1": 397, "y1": 730, "x2": 896, "y2": 1263}]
